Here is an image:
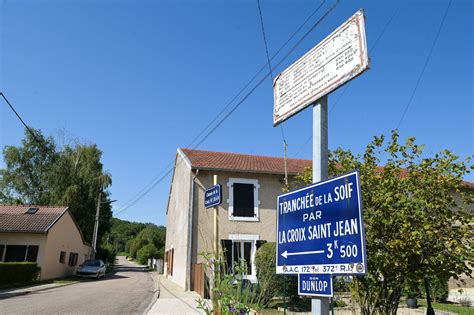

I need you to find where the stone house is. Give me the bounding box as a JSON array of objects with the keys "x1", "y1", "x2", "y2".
[{"x1": 164, "y1": 148, "x2": 310, "y2": 292}]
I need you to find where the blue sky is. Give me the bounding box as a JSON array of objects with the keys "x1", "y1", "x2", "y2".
[{"x1": 1, "y1": 0, "x2": 472, "y2": 226}]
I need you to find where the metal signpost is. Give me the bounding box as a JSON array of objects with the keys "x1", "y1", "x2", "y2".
[
  {"x1": 272, "y1": 10, "x2": 369, "y2": 315},
  {"x1": 205, "y1": 184, "x2": 222, "y2": 209},
  {"x1": 298, "y1": 274, "x2": 333, "y2": 297},
  {"x1": 276, "y1": 170, "x2": 366, "y2": 275}
]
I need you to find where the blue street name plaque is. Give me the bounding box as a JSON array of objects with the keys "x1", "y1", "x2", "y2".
[
  {"x1": 276, "y1": 170, "x2": 366, "y2": 275},
  {"x1": 298, "y1": 274, "x2": 333, "y2": 297},
  {"x1": 205, "y1": 184, "x2": 222, "y2": 209}
]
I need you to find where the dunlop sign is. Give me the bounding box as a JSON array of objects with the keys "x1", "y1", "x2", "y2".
[{"x1": 273, "y1": 9, "x2": 369, "y2": 126}]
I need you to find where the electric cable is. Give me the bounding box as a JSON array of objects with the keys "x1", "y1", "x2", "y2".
[
  {"x1": 115, "y1": 1, "x2": 341, "y2": 214},
  {"x1": 289, "y1": 8, "x2": 399, "y2": 160},
  {"x1": 395, "y1": 0, "x2": 452, "y2": 129},
  {"x1": 116, "y1": 1, "x2": 328, "y2": 212}
]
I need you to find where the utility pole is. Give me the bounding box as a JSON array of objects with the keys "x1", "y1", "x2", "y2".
[
  {"x1": 283, "y1": 141, "x2": 289, "y2": 188},
  {"x1": 312, "y1": 96, "x2": 330, "y2": 314},
  {"x1": 92, "y1": 192, "x2": 101, "y2": 259},
  {"x1": 213, "y1": 174, "x2": 219, "y2": 256}
]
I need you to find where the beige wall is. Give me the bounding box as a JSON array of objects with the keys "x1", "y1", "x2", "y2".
[
  {"x1": 192, "y1": 170, "x2": 288, "y2": 272},
  {"x1": 165, "y1": 151, "x2": 193, "y2": 289},
  {"x1": 0, "y1": 233, "x2": 48, "y2": 275},
  {"x1": 0, "y1": 211, "x2": 91, "y2": 280},
  {"x1": 42, "y1": 211, "x2": 92, "y2": 280}
]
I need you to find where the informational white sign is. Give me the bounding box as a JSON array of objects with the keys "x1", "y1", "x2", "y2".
[{"x1": 273, "y1": 9, "x2": 369, "y2": 126}]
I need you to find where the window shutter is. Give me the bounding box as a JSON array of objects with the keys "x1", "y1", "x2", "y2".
[
  {"x1": 221, "y1": 239, "x2": 233, "y2": 274},
  {"x1": 256, "y1": 240, "x2": 267, "y2": 251}
]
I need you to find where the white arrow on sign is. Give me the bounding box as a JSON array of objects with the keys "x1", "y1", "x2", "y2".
[{"x1": 281, "y1": 249, "x2": 324, "y2": 258}]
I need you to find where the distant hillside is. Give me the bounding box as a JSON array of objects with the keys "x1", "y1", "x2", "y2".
[{"x1": 104, "y1": 217, "x2": 165, "y2": 263}]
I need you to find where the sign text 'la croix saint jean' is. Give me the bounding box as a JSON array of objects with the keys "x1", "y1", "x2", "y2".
[{"x1": 276, "y1": 171, "x2": 367, "y2": 275}]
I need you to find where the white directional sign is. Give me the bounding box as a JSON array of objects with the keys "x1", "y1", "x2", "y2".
[{"x1": 273, "y1": 9, "x2": 369, "y2": 126}]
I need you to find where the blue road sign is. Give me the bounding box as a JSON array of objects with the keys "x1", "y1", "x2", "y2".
[
  {"x1": 298, "y1": 274, "x2": 333, "y2": 297},
  {"x1": 276, "y1": 170, "x2": 366, "y2": 275},
  {"x1": 205, "y1": 184, "x2": 222, "y2": 208}
]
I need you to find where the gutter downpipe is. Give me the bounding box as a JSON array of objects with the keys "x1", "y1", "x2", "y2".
[{"x1": 186, "y1": 169, "x2": 198, "y2": 291}]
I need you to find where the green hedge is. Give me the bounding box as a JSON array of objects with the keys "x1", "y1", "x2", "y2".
[{"x1": 0, "y1": 262, "x2": 41, "y2": 285}]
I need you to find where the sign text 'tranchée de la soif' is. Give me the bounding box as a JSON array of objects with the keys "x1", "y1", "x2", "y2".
[{"x1": 276, "y1": 171, "x2": 367, "y2": 275}]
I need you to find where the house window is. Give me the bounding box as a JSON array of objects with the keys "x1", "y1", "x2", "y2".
[
  {"x1": 4, "y1": 245, "x2": 27, "y2": 262},
  {"x1": 26, "y1": 246, "x2": 39, "y2": 262},
  {"x1": 0, "y1": 245, "x2": 4, "y2": 261},
  {"x1": 3, "y1": 245, "x2": 39, "y2": 262},
  {"x1": 59, "y1": 251, "x2": 66, "y2": 264},
  {"x1": 68, "y1": 253, "x2": 78, "y2": 266},
  {"x1": 221, "y1": 235, "x2": 266, "y2": 283},
  {"x1": 228, "y1": 178, "x2": 260, "y2": 221}
]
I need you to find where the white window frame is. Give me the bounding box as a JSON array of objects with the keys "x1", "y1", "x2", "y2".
[
  {"x1": 227, "y1": 178, "x2": 260, "y2": 222},
  {"x1": 229, "y1": 234, "x2": 259, "y2": 283}
]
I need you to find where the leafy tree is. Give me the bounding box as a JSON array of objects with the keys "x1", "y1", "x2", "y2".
[
  {"x1": 0, "y1": 128, "x2": 113, "y2": 243},
  {"x1": 103, "y1": 218, "x2": 147, "y2": 254},
  {"x1": 128, "y1": 224, "x2": 166, "y2": 260},
  {"x1": 137, "y1": 243, "x2": 160, "y2": 265},
  {"x1": 0, "y1": 129, "x2": 58, "y2": 204},
  {"x1": 293, "y1": 130, "x2": 473, "y2": 315}
]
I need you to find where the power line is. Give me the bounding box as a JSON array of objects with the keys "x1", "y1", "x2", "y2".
[
  {"x1": 330, "y1": 8, "x2": 399, "y2": 114},
  {"x1": 395, "y1": 0, "x2": 452, "y2": 129},
  {"x1": 1, "y1": 92, "x2": 42, "y2": 144},
  {"x1": 185, "y1": 0, "x2": 326, "y2": 151},
  {"x1": 256, "y1": 0, "x2": 289, "y2": 185},
  {"x1": 115, "y1": 0, "x2": 341, "y2": 214},
  {"x1": 116, "y1": 1, "x2": 328, "y2": 212},
  {"x1": 257, "y1": 0, "x2": 274, "y2": 82},
  {"x1": 290, "y1": 8, "x2": 399, "y2": 160}
]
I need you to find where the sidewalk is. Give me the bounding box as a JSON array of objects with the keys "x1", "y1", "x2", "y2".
[
  {"x1": 0, "y1": 281, "x2": 78, "y2": 300},
  {"x1": 147, "y1": 275, "x2": 206, "y2": 315}
]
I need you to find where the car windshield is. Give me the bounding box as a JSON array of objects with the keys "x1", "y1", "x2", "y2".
[{"x1": 83, "y1": 260, "x2": 101, "y2": 267}]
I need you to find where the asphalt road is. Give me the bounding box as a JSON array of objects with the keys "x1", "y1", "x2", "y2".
[{"x1": 0, "y1": 256, "x2": 156, "y2": 315}]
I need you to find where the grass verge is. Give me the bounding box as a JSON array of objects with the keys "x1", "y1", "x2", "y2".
[{"x1": 418, "y1": 300, "x2": 473, "y2": 315}]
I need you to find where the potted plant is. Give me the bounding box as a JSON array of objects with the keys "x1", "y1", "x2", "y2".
[{"x1": 404, "y1": 281, "x2": 420, "y2": 309}]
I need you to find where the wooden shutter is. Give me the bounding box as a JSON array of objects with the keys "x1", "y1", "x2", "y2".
[{"x1": 170, "y1": 249, "x2": 174, "y2": 276}]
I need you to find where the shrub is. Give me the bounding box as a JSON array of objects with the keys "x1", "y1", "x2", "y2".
[
  {"x1": 96, "y1": 243, "x2": 117, "y2": 264},
  {"x1": 331, "y1": 299, "x2": 347, "y2": 307},
  {"x1": 137, "y1": 243, "x2": 159, "y2": 265},
  {"x1": 255, "y1": 242, "x2": 279, "y2": 307},
  {"x1": 0, "y1": 262, "x2": 41, "y2": 285},
  {"x1": 428, "y1": 277, "x2": 449, "y2": 302},
  {"x1": 254, "y1": 242, "x2": 299, "y2": 306}
]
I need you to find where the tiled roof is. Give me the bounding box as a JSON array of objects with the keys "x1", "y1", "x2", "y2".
[
  {"x1": 178, "y1": 149, "x2": 474, "y2": 188},
  {"x1": 0, "y1": 205, "x2": 68, "y2": 233},
  {"x1": 180, "y1": 148, "x2": 311, "y2": 175}
]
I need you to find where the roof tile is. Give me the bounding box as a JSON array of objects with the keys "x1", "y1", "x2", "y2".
[
  {"x1": 0, "y1": 205, "x2": 67, "y2": 233},
  {"x1": 180, "y1": 148, "x2": 311, "y2": 175}
]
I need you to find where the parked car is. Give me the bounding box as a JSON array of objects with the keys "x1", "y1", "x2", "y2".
[{"x1": 76, "y1": 259, "x2": 106, "y2": 279}]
